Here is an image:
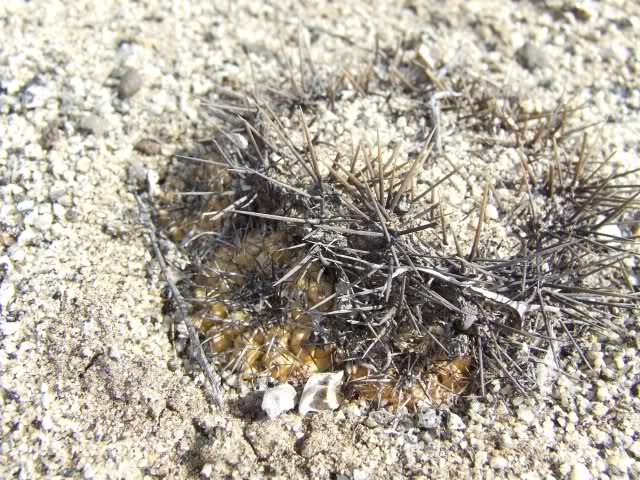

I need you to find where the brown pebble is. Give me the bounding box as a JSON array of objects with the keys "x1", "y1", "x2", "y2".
[
  {"x1": 134, "y1": 138, "x2": 162, "y2": 155},
  {"x1": 118, "y1": 67, "x2": 143, "y2": 99}
]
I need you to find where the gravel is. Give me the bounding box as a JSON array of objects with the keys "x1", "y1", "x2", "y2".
[{"x1": 1, "y1": 0, "x2": 639, "y2": 479}]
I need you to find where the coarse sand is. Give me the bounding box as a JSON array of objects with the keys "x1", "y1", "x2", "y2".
[{"x1": 1, "y1": 1, "x2": 639, "y2": 478}]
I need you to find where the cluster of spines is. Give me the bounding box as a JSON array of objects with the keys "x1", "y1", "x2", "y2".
[{"x1": 155, "y1": 32, "x2": 638, "y2": 408}]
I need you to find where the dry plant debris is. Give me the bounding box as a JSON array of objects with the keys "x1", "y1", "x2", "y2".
[{"x1": 150, "y1": 39, "x2": 638, "y2": 411}]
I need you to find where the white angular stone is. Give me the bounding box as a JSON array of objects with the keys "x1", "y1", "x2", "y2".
[
  {"x1": 490, "y1": 456, "x2": 508, "y2": 469},
  {"x1": 517, "y1": 406, "x2": 535, "y2": 424},
  {"x1": 16, "y1": 200, "x2": 35, "y2": 212},
  {"x1": 0, "y1": 282, "x2": 16, "y2": 308},
  {"x1": 596, "y1": 224, "x2": 622, "y2": 242},
  {"x1": 261, "y1": 383, "x2": 296, "y2": 419},
  {"x1": 17, "y1": 227, "x2": 36, "y2": 245},
  {"x1": 570, "y1": 463, "x2": 591, "y2": 480},
  {"x1": 0, "y1": 321, "x2": 20, "y2": 336},
  {"x1": 596, "y1": 385, "x2": 612, "y2": 402},
  {"x1": 32, "y1": 212, "x2": 53, "y2": 231},
  {"x1": 298, "y1": 371, "x2": 344, "y2": 415},
  {"x1": 447, "y1": 412, "x2": 465, "y2": 431},
  {"x1": 485, "y1": 204, "x2": 499, "y2": 220}
]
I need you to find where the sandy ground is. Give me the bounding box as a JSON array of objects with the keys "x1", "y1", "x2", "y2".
[{"x1": 1, "y1": 1, "x2": 640, "y2": 478}]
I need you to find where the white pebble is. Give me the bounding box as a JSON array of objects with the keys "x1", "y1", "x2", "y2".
[
  {"x1": 607, "y1": 451, "x2": 632, "y2": 472},
  {"x1": 542, "y1": 418, "x2": 555, "y2": 438},
  {"x1": 41, "y1": 414, "x2": 54, "y2": 430},
  {"x1": 76, "y1": 157, "x2": 92, "y2": 173},
  {"x1": 52, "y1": 203, "x2": 66, "y2": 220},
  {"x1": 299, "y1": 371, "x2": 343, "y2": 415},
  {"x1": 596, "y1": 385, "x2": 612, "y2": 402},
  {"x1": 570, "y1": 463, "x2": 591, "y2": 480},
  {"x1": 596, "y1": 224, "x2": 622, "y2": 242},
  {"x1": 17, "y1": 227, "x2": 37, "y2": 245},
  {"x1": 490, "y1": 456, "x2": 508, "y2": 469},
  {"x1": 591, "y1": 403, "x2": 608, "y2": 417},
  {"x1": 9, "y1": 246, "x2": 26, "y2": 262},
  {"x1": 613, "y1": 352, "x2": 625, "y2": 370},
  {"x1": 628, "y1": 440, "x2": 640, "y2": 458},
  {"x1": 200, "y1": 463, "x2": 213, "y2": 479},
  {"x1": 517, "y1": 406, "x2": 535, "y2": 424},
  {"x1": 261, "y1": 383, "x2": 297, "y2": 419},
  {"x1": 485, "y1": 204, "x2": 499, "y2": 220},
  {"x1": 353, "y1": 469, "x2": 368, "y2": 480},
  {"x1": 0, "y1": 321, "x2": 20, "y2": 336},
  {"x1": 447, "y1": 413, "x2": 465, "y2": 431},
  {"x1": 32, "y1": 212, "x2": 53, "y2": 231},
  {"x1": 16, "y1": 199, "x2": 35, "y2": 212},
  {"x1": 0, "y1": 282, "x2": 16, "y2": 308}
]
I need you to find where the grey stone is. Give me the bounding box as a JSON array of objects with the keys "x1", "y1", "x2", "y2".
[
  {"x1": 364, "y1": 409, "x2": 393, "y2": 428},
  {"x1": 415, "y1": 408, "x2": 440, "y2": 430},
  {"x1": 118, "y1": 68, "x2": 143, "y2": 99},
  {"x1": 516, "y1": 42, "x2": 548, "y2": 71}
]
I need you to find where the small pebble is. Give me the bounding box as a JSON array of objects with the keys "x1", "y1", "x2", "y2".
[
  {"x1": 352, "y1": 469, "x2": 368, "y2": 480},
  {"x1": 490, "y1": 456, "x2": 508, "y2": 469},
  {"x1": 31, "y1": 212, "x2": 53, "y2": 232},
  {"x1": 596, "y1": 385, "x2": 612, "y2": 402},
  {"x1": 52, "y1": 204, "x2": 66, "y2": 220},
  {"x1": 365, "y1": 409, "x2": 392, "y2": 428},
  {"x1": 607, "y1": 450, "x2": 632, "y2": 472},
  {"x1": 415, "y1": 408, "x2": 440, "y2": 429},
  {"x1": 17, "y1": 228, "x2": 37, "y2": 245},
  {"x1": 572, "y1": 1, "x2": 595, "y2": 21},
  {"x1": 9, "y1": 247, "x2": 26, "y2": 262},
  {"x1": 485, "y1": 204, "x2": 499, "y2": 220},
  {"x1": 0, "y1": 320, "x2": 20, "y2": 336},
  {"x1": 261, "y1": 383, "x2": 296, "y2": 419},
  {"x1": 41, "y1": 121, "x2": 62, "y2": 150},
  {"x1": 78, "y1": 114, "x2": 106, "y2": 137},
  {"x1": 227, "y1": 133, "x2": 249, "y2": 150},
  {"x1": 342, "y1": 403, "x2": 362, "y2": 418},
  {"x1": 118, "y1": 68, "x2": 143, "y2": 99},
  {"x1": 569, "y1": 463, "x2": 591, "y2": 480},
  {"x1": 200, "y1": 463, "x2": 213, "y2": 479},
  {"x1": 299, "y1": 371, "x2": 343, "y2": 415},
  {"x1": 516, "y1": 42, "x2": 547, "y2": 71},
  {"x1": 0, "y1": 282, "x2": 16, "y2": 308},
  {"x1": 596, "y1": 224, "x2": 622, "y2": 241},
  {"x1": 134, "y1": 138, "x2": 162, "y2": 155},
  {"x1": 447, "y1": 413, "x2": 465, "y2": 431},
  {"x1": 499, "y1": 433, "x2": 513, "y2": 450},
  {"x1": 517, "y1": 406, "x2": 535, "y2": 424},
  {"x1": 17, "y1": 200, "x2": 35, "y2": 212}
]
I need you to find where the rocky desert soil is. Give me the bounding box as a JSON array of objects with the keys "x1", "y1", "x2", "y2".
[{"x1": 1, "y1": 1, "x2": 639, "y2": 479}]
